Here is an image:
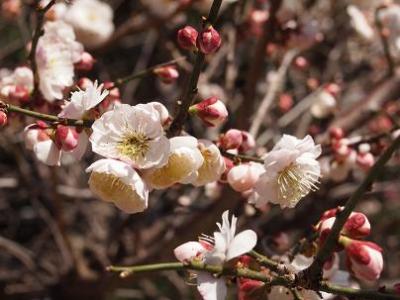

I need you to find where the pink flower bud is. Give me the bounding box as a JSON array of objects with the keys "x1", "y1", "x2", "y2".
[
  {"x1": 1, "y1": 0, "x2": 21, "y2": 19},
  {"x1": 238, "y1": 278, "x2": 264, "y2": 300},
  {"x1": 75, "y1": 52, "x2": 95, "y2": 71},
  {"x1": 219, "y1": 129, "x2": 243, "y2": 150},
  {"x1": 78, "y1": 77, "x2": 93, "y2": 89},
  {"x1": 190, "y1": 96, "x2": 228, "y2": 127},
  {"x1": 343, "y1": 212, "x2": 371, "y2": 238},
  {"x1": 356, "y1": 152, "x2": 375, "y2": 171},
  {"x1": 239, "y1": 131, "x2": 256, "y2": 153},
  {"x1": 278, "y1": 93, "x2": 293, "y2": 113},
  {"x1": 220, "y1": 156, "x2": 234, "y2": 182},
  {"x1": 55, "y1": 125, "x2": 79, "y2": 152},
  {"x1": 227, "y1": 162, "x2": 264, "y2": 192},
  {"x1": 343, "y1": 238, "x2": 383, "y2": 282},
  {"x1": 294, "y1": 56, "x2": 309, "y2": 70},
  {"x1": 154, "y1": 65, "x2": 179, "y2": 84},
  {"x1": 0, "y1": 111, "x2": 7, "y2": 127},
  {"x1": 248, "y1": 9, "x2": 268, "y2": 37},
  {"x1": 174, "y1": 241, "x2": 207, "y2": 262},
  {"x1": 324, "y1": 83, "x2": 341, "y2": 97},
  {"x1": 177, "y1": 26, "x2": 198, "y2": 50},
  {"x1": 329, "y1": 127, "x2": 345, "y2": 140},
  {"x1": 197, "y1": 25, "x2": 221, "y2": 54},
  {"x1": 9, "y1": 85, "x2": 30, "y2": 103}
]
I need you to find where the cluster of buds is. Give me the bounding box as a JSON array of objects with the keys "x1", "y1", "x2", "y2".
[
  {"x1": 316, "y1": 207, "x2": 383, "y2": 282},
  {"x1": 328, "y1": 128, "x2": 375, "y2": 182},
  {"x1": 218, "y1": 129, "x2": 256, "y2": 152},
  {"x1": 177, "y1": 24, "x2": 221, "y2": 54},
  {"x1": 189, "y1": 96, "x2": 228, "y2": 127}
]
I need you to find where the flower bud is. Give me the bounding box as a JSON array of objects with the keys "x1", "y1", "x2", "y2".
[
  {"x1": 0, "y1": 111, "x2": 7, "y2": 127},
  {"x1": 177, "y1": 26, "x2": 198, "y2": 50},
  {"x1": 174, "y1": 241, "x2": 207, "y2": 262},
  {"x1": 238, "y1": 278, "x2": 264, "y2": 300},
  {"x1": 154, "y1": 65, "x2": 179, "y2": 84},
  {"x1": 219, "y1": 129, "x2": 243, "y2": 150},
  {"x1": 55, "y1": 125, "x2": 79, "y2": 152},
  {"x1": 9, "y1": 85, "x2": 30, "y2": 103},
  {"x1": 77, "y1": 77, "x2": 93, "y2": 89},
  {"x1": 197, "y1": 25, "x2": 221, "y2": 54},
  {"x1": 278, "y1": 93, "x2": 293, "y2": 113},
  {"x1": 189, "y1": 96, "x2": 228, "y2": 127},
  {"x1": 294, "y1": 56, "x2": 309, "y2": 70},
  {"x1": 227, "y1": 162, "x2": 264, "y2": 192},
  {"x1": 356, "y1": 152, "x2": 375, "y2": 171},
  {"x1": 75, "y1": 52, "x2": 95, "y2": 71},
  {"x1": 343, "y1": 212, "x2": 371, "y2": 238},
  {"x1": 329, "y1": 127, "x2": 345, "y2": 140},
  {"x1": 239, "y1": 131, "x2": 256, "y2": 153},
  {"x1": 1, "y1": 0, "x2": 21, "y2": 19},
  {"x1": 342, "y1": 238, "x2": 383, "y2": 282}
]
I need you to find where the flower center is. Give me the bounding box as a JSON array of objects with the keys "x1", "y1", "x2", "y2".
[
  {"x1": 277, "y1": 163, "x2": 319, "y2": 207},
  {"x1": 117, "y1": 131, "x2": 150, "y2": 161}
]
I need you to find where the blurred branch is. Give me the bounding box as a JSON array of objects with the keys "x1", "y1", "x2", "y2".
[
  {"x1": 375, "y1": 6, "x2": 395, "y2": 77},
  {"x1": 301, "y1": 134, "x2": 400, "y2": 285},
  {"x1": 29, "y1": 0, "x2": 56, "y2": 96},
  {"x1": 168, "y1": 0, "x2": 223, "y2": 136}
]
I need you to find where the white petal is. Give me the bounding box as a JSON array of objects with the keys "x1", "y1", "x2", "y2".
[
  {"x1": 226, "y1": 230, "x2": 257, "y2": 261},
  {"x1": 34, "y1": 140, "x2": 62, "y2": 166},
  {"x1": 197, "y1": 273, "x2": 227, "y2": 300}
]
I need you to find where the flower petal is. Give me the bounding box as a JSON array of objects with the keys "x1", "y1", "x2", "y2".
[
  {"x1": 197, "y1": 272, "x2": 227, "y2": 300},
  {"x1": 226, "y1": 229, "x2": 257, "y2": 261}
]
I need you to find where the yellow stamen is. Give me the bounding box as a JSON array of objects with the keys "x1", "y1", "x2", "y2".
[{"x1": 117, "y1": 131, "x2": 150, "y2": 161}]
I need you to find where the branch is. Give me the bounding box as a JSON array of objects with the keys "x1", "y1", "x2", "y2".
[
  {"x1": 167, "y1": 0, "x2": 223, "y2": 136},
  {"x1": 0, "y1": 101, "x2": 93, "y2": 127},
  {"x1": 112, "y1": 56, "x2": 187, "y2": 88},
  {"x1": 302, "y1": 134, "x2": 400, "y2": 282},
  {"x1": 107, "y1": 261, "x2": 400, "y2": 300},
  {"x1": 221, "y1": 150, "x2": 264, "y2": 163},
  {"x1": 375, "y1": 6, "x2": 395, "y2": 77},
  {"x1": 29, "y1": 0, "x2": 56, "y2": 96}
]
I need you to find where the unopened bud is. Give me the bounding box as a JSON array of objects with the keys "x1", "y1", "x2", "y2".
[
  {"x1": 356, "y1": 152, "x2": 374, "y2": 171},
  {"x1": 219, "y1": 129, "x2": 243, "y2": 150},
  {"x1": 279, "y1": 93, "x2": 293, "y2": 113},
  {"x1": 189, "y1": 96, "x2": 228, "y2": 127},
  {"x1": 177, "y1": 26, "x2": 198, "y2": 51},
  {"x1": 9, "y1": 85, "x2": 30, "y2": 103},
  {"x1": 75, "y1": 52, "x2": 95, "y2": 71},
  {"x1": 329, "y1": 127, "x2": 345, "y2": 140},
  {"x1": 239, "y1": 131, "x2": 256, "y2": 153},
  {"x1": 55, "y1": 125, "x2": 79, "y2": 152},
  {"x1": 0, "y1": 111, "x2": 7, "y2": 127},
  {"x1": 154, "y1": 65, "x2": 179, "y2": 84},
  {"x1": 197, "y1": 25, "x2": 221, "y2": 54}
]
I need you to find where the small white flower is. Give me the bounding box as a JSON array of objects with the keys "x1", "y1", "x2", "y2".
[
  {"x1": 90, "y1": 104, "x2": 170, "y2": 169},
  {"x1": 143, "y1": 136, "x2": 204, "y2": 189},
  {"x1": 347, "y1": 5, "x2": 374, "y2": 40},
  {"x1": 190, "y1": 140, "x2": 226, "y2": 186},
  {"x1": 227, "y1": 162, "x2": 265, "y2": 192},
  {"x1": 36, "y1": 20, "x2": 83, "y2": 102},
  {"x1": 310, "y1": 89, "x2": 337, "y2": 119},
  {"x1": 59, "y1": 80, "x2": 109, "y2": 119},
  {"x1": 64, "y1": 0, "x2": 114, "y2": 48},
  {"x1": 254, "y1": 135, "x2": 321, "y2": 208},
  {"x1": 86, "y1": 159, "x2": 149, "y2": 213}
]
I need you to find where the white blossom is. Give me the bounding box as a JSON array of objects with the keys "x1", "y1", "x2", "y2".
[
  {"x1": 347, "y1": 5, "x2": 374, "y2": 40},
  {"x1": 86, "y1": 159, "x2": 149, "y2": 213},
  {"x1": 36, "y1": 20, "x2": 83, "y2": 102},
  {"x1": 254, "y1": 135, "x2": 321, "y2": 208},
  {"x1": 64, "y1": 0, "x2": 114, "y2": 48},
  {"x1": 143, "y1": 136, "x2": 204, "y2": 189},
  {"x1": 90, "y1": 103, "x2": 170, "y2": 169}
]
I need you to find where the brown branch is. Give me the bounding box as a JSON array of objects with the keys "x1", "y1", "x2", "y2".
[
  {"x1": 167, "y1": 0, "x2": 223, "y2": 136},
  {"x1": 301, "y1": 134, "x2": 400, "y2": 285}
]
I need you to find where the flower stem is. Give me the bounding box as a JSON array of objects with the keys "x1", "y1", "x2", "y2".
[
  {"x1": 113, "y1": 56, "x2": 187, "y2": 88},
  {"x1": 167, "y1": 0, "x2": 223, "y2": 136},
  {"x1": 1, "y1": 101, "x2": 93, "y2": 127}
]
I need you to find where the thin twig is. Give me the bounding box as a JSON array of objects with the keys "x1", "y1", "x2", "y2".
[
  {"x1": 302, "y1": 134, "x2": 400, "y2": 284},
  {"x1": 0, "y1": 101, "x2": 93, "y2": 127},
  {"x1": 29, "y1": 0, "x2": 56, "y2": 96},
  {"x1": 167, "y1": 0, "x2": 223, "y2": 136}
]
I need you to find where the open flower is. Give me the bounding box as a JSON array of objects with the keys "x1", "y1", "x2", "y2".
[
  {"x1": 254, "y1": 135, "x2": 321, "y2": 208},
  {"x1": 143, "y1": 136, "x2": 203, "y2": 189},
  {"x1": 174, "y1": 211, "x2": 257, "y2": 300},
  {"x1": 59, "y1": 80, "x2": 108, "y2": 119},
  {"x1": 36, "y1": 20, "x2": 83, "y2": 101},
  {"x1": 64, "y1": 0, "x2": 114, "y2": 48},
  {"x1": 190, "y1": 140, "x2": 226, "y2": 186},
  {"x1": 86, "y1": 159, "x2": 149, "y2": 213},
  {"x1": 90, "y1": 104, "x2": 170, "y2": 169}
]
